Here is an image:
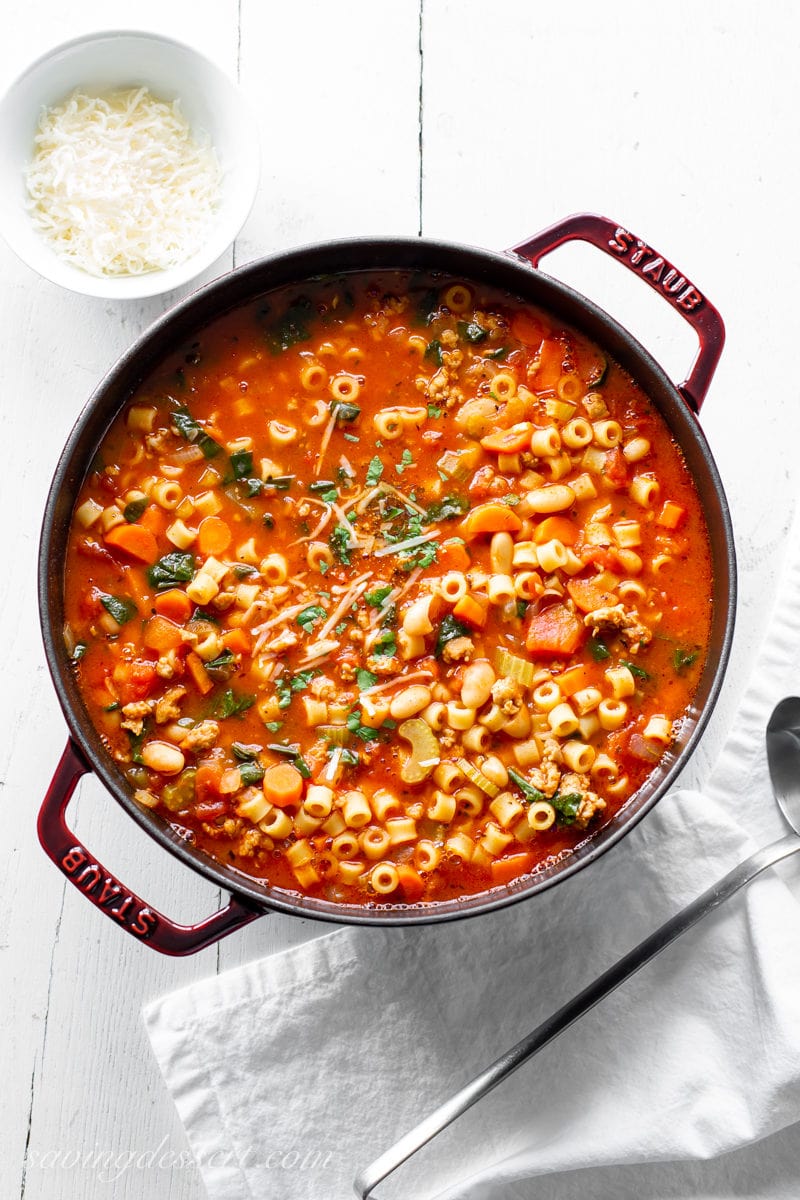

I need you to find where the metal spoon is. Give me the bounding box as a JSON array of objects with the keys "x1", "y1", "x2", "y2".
[{"x1": 354, "y1": 696, "x2": 800, "y2": 1199}]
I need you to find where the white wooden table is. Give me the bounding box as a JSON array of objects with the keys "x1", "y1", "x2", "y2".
[{"x1": 2, "y1": 2, "x2": 799, "y2": 1197}]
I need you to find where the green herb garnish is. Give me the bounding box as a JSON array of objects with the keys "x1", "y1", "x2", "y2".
[
  {"x1": 395, "y1": 449, "x2": 414, "y2": 475},
  {"x1": 366, "y1": 456, "x2": 384, "y2": 486},
  {"x1": 296, "y1": 604, "x2": 327, "y2": 633},
  {"x1": 427, "y1": 404, "x2": 442, "y2": 419},
  {"x1": 212, "y1": 689, "x2": 256, "y2": 719},
  {"x1": 426, "y1": 493, "x2": 468, "y2": 522},
  {"x1": 356, "y1": 668, "x2": 378, "y2": 690},
  {"x1": 673, "y1": 647, "x2": 699, "y2": 674},
  {"x1": 623, "y1": 660, "x2": 651, "y2": 681},
  {"x1": 365, "y1": 585, "x2": 392, "y2": 608},
  {"x1": 589, "y1": 638, "x2": 610, "y2": 662},
  {"x1": 330, "y1": 525, "x2": 352, "y2": 565}
]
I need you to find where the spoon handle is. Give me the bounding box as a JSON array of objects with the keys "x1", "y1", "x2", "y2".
[{"x1": 353, "y1": 831, "x2": 800, "y2": 1199}]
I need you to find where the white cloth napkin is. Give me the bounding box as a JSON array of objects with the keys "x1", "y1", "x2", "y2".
[{"x1": 145, "y1": 520, "x2": 800, "y2": 1200}]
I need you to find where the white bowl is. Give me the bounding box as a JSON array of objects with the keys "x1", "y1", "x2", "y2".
[{"x1": 0, "y1": 30, "x2": 260, "y2": 299}]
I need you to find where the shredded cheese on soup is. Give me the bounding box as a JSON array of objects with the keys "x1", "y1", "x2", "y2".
[{"x1": 25, "y1": 87, "x2": 222, "y2": 277}]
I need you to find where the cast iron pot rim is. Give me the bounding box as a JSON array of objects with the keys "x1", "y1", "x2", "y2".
[{"x1": 38, "y1": 233, "x2": 737, "y2": 926}]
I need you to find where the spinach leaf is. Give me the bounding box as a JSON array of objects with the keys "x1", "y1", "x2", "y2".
[
  {"x1": 172, "y1": 406, "x2": 222, "y2": 458},
  {"x1": 332, "y1": 401, "x2": 361, "y2": 424},
  {"x1": 426, "y1": 493, "x2": 468, "y2": 522},
  {"x1": 622, "y1": 660, "x2": 651, "y2": 681},
  {"x1": 550, "y1": 792, "x2": 582, "y2": 825},
  {"x1": 100, "y1": 594, "x2": 137, "y2": 626},
  {"x1": 229, "y1": 449, "x2": 253, "y2": 480},
  {"x1": 458, "y1": 320, "x2": 489, "y2": 343},
  {"x1": 123, "y1": 497, "x2": 148, "y2": 523},
  {"x1": 507, "y1": 767, "x2": 545, "y2": 805},
  {"x1": 238, "y1": 760, "x2": 265, "y2": 785},
  {"x1": 147, "y1": 552, "x2": 196, "y2": 591},
  {"x1": 264, "y1": 297, "x2": 312, "y2": 354},
  {"x1": 435, "y1": 614, "x2": 469, "y2": 658},
  {"x1": 424, "y1": 339, "x2": 443, "y2": 367}
]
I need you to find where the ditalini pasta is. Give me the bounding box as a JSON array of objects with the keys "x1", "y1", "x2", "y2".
[{"x1": 64, "y1": 273, "x2": 713, "y2": 904}]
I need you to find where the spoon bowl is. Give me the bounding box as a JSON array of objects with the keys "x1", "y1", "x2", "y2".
[{"x1": 766, "y1": 696, "x2": 800, "y2": 834}]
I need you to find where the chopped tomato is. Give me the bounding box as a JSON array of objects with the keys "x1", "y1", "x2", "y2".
[{"x1": 525, "y1": 603, "x2": 585, "y2": 657}]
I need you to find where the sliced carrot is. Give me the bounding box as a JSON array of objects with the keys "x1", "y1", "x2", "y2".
[
  {"x1": 534, "y1": 515, "x2": 579, "y2": 546},
  {"x1": 657, "y1": 501, "x2": 687, "y2": 530},
  {"x1": 186, "y1": 650, "x2": 213, "y2": 696},
  {"x1": 396, "y1": 864, "x2": 425, "y2": 904},
  {"x1": 530, "y1": 338, "x2": 565, "y2": 389},
  {"x1": 460, "y1": 502, "x2": 523, "y2": 539},
  {"x1": 143, "y1": 615, "x2": 184, "y2": 653},
  {"x1": 491, "y1": 852, "x2": 535, "y2": 887},
  {"x1": 453, "y1": 592, "x2": 489, "y2": 629},
  {"x1": 555, "y1": 662, "x2": 593, "y2": 696},
  {"x1": 525, "y1": 603, "x2": 585, "y2": 657},
  {"x1": 438, "y1": 538, "x2": 471, "y2": 572},
  {"x1": 566, "y1": 574, "x2": 619, "y2": 614},
  {"x1": 222, "y1": 628, "x2": 252, "y2": 656},
  {"x1": 262, "y1": 762, "x2": 304, "y2": 809},
  {"x1": 510, "y1": 312, "x2": 544, "y2": 345},
  {"x1": 139, "y1": 504, "x2": 168, "y2": 537},
  {"x1": 154, "y1": 588, "x2": 193, "y2": 623},
  {"x1": 104, "y1": 523, "x2": 158, "y2": 564},
  {"x1": 197, "y1": 515, "x2": 232, "y2": 557},
  {"x1": 195, "y1": 758, "x2": 225, "y2": 805},
  {"x1": 480, "y1": 422, "x2": 534, "y2": 454}
]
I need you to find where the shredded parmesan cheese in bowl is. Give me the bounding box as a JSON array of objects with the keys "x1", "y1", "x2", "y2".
[{"x1": 25, "y1": 86, "x2": 222, "y2": 278}]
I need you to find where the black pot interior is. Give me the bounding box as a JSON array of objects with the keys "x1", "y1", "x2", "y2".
[{"x1": 39, "y1": 237, "x2": 736, "y2": 925}]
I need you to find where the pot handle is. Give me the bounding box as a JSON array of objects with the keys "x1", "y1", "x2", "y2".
[
  {"x1": 509, "y1": 213, "x2": 725, "y2": 412},
  {"x1": 38, "y1": 740, "x2": 263, "y2": 955}
]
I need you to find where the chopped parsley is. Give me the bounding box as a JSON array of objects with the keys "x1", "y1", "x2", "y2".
[
  {"x1": 395, "y1": 449, "x2": 414, "y2": 475},
  {"x1": 366, "y1": 456, "x2": 384, "y2": 486},
  {"x1": 427, "y1": 404, "x2": 442, "y2": 419},
  {"x1": 365, "y1": 585, "x2": 393, "y2": 608},
  {"x1": 147, "y1": 552, "x2": 195, "y2": 591},
  {"x1": 346, "y1": 710, "x2": 380, "y2": 742},
  {"x1": 372, "y1": 629, "x2": 397, "y2": 657},
  {"x1": 99, "y1": 594, "x2": 137, "y2": 626},
  {"x1": 499, "y1": 494, "x2": 521, "y2": 506},
  {"x1": 275, "y1": 669, "x2": 317, "y2": 709},
  {"x1": 356, "y1": 668, "x2": 378, "y2": 690},
  {"x1": 211, "y1": 689, "x2": 256, "y2": 719},
  {"x1": 296, "y1": 604, "x2": 327, "y2": 633},
  {"x1": 508, "y1": 769, "x2": 582, "y2": 826},
  {"x1": 330, "y1": 525, "x2": 352, "y2": 565},
  {"x1": 265, "y1": 721, "x2": 283, "y2": 733}
]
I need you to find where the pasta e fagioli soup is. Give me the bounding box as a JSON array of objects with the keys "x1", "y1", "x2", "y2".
[{"x1": 63, "y1": 271, "x2": 713, "y2": 906}]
